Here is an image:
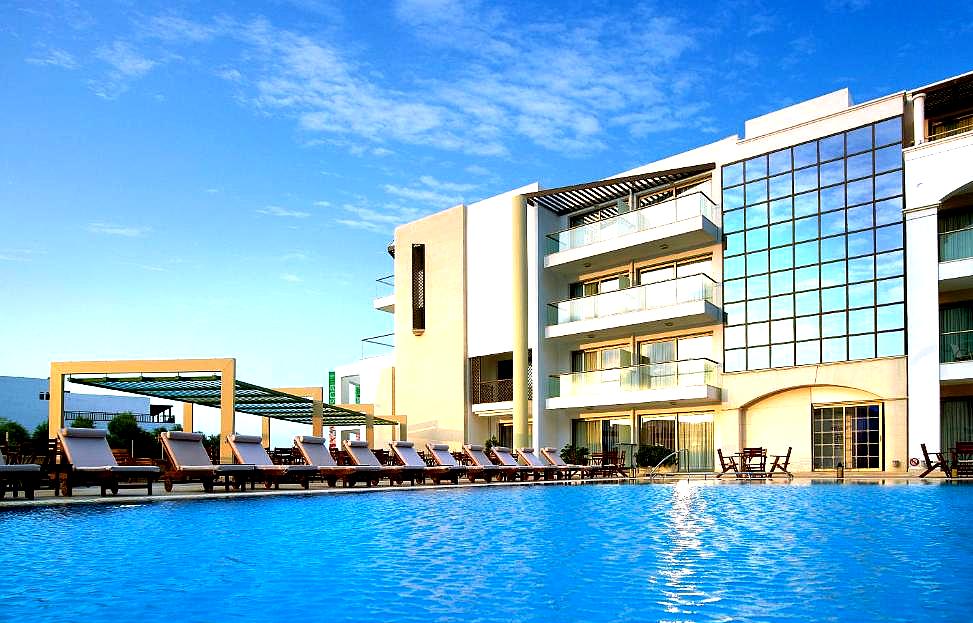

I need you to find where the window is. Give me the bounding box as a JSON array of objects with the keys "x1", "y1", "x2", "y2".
[
  {"x1": 812, "y1": 404, "x2": 882, "y2": 469},
  {"x1": 38, "y1": 392, "x2": 50, "y2": 401},
  {"x1": 721, "y1": 117, "x2": 905, "y2": 371},
  {"x1": 411, "y1": 244, "x2": 425, "y2": 332}
]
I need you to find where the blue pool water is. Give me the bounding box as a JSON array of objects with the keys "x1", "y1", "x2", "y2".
[{"x1": 1, "y1": 481, "x2": 972, "y2": 623}]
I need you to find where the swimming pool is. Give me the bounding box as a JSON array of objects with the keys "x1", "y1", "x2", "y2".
[{"x1": 1, "y1": 481, "x2": 971, "y2": 623}]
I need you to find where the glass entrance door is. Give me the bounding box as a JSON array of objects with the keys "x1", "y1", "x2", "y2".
[{"x1": 812, "y1": 404, "x2": 882, "y2": 470}]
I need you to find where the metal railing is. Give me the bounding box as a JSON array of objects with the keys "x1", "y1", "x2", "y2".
[
  {"x1": 545, "y1": 191, "x2": 718, "y2": 255},
  {"x1": 939, "y1": 225, "x2": 973, "y2": 262},
  {"x1": 548, "y1": 358, "x2": 720, "y2": 399},
  {"x1": 928, "y1": 121, "x2": 973, "y2": 142},
  {"x1": 547, "y1": 273, "x2": 717, "y2": 325},
  {"x1": 941, "y1": 329, "x2": 973, "y2": 363},
  {"x1": 361, "y1": 332, "x2": 394, "y2": 358},
  {"x1": 375, "y1": 274, "x2": 394, "y2": 297},
  {"x1": 64, "y1": 411, "x2": 176, "y2": 424}
]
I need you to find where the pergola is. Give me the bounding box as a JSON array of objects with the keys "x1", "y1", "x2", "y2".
[{"x1": 49, "y1": 358, "x2": 399, "y2": 463}]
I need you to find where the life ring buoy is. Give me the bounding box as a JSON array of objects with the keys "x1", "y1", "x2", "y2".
[{"x1": 909, "y1": 457, "x2": 920, "y2": 467}]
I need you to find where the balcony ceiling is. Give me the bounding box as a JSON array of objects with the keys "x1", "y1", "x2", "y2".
[
  {"x1": 918, "y1": 70, "x2": 973, "y2": 117},
  {"x1": 525, "y1": 164, "x2": 715, "y2": 216}
]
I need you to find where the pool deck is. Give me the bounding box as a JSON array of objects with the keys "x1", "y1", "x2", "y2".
[{"x1": 0, "y1": 471, "x2": 959, "y2": 510}]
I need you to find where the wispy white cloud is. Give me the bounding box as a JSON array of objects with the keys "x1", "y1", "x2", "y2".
[
  {"x1": 280, "y1": 272, "x2": 303, "y2": 283},
  {"x1": 279, "y1": 252, "x2": 308, "y2": 261},
  {"x1": 0, "y1": 249, "x2": 41, "y2": 262},
  {"x1": 337, "y1": 202, "x2": 428, "y2": 233},
  {"x1": 87, "y1": 222, "x2": 149, "y2": 237},
  {"x1": 90, "y1": 40, "x2": 161, "y2": 98},
  {"x1": 256, "y1": 205, "x2": 311, "y2": 218},
  {"x1": 313, "y1": 200, "x2": 331, "y2": 207},
  {"x1": 418, "y1": 175, "x2": 477, "y2": 193},
  {"x1": 26, "y1": 48, "x2": 78, "y2": 69},
  {"x1": 115, "y1": 6, "x2": 708, "y2": 157},
  {"x1": 464, "y1": 164, "x2": 491, "y2": 176}
]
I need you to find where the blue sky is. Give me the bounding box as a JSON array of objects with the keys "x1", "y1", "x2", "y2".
[{"x1": 1, "y1": 0, "x2": 970, "y2": 387}]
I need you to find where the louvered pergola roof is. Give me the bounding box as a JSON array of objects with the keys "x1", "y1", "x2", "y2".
[
  {"x1": 67, "y1": 374, "x2": 395, "y2": 426},
  {"x1": 524, "y1": 163, "x2": 714, "y2": 215}
]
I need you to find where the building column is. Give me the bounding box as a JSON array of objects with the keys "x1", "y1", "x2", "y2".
[
  {"x1": 182, "y1": 403, "x2": 194, "y2": 432},
  {"x1": 219, "y1": 359, "x2": 236, "y2": 464},
  {"x1": 48, "y1": 365, "x2": 65, "y2": 438},
  {"x1": 261, "y1": 417, "x2": 271, "y2": 449},
  {"x1": 365, "y1": 411, "x2": 375, "y2": 448},
  {"x1": 512, "y1": 193, "x2": 530, "y2": 450},
  {"x1": 312, "y1": 400, "x2": 324, "y2": 437},
  {"x1": 912, "y1": 92, "x2": 926, "y2": 145}
]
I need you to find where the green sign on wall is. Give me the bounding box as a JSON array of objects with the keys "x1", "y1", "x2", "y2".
[{"x1": 328, "y1": 371, "x2": 335, "y2": 404}]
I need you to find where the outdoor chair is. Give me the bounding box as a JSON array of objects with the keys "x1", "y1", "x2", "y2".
[
  {"x1": 716, "y1": 448, "x2": 740, "y2": 478},
  {"x1": 390, "y1": 441, "x2": 461, "y2": 485},
  {"x1": 426, "y1": 442, "x2": 496, "y2": 483},
  {"x1": 539, "y1": 447, "x2": 598, "y2": 479},
  {"x1": 919, "y1": 443, "x2": 949, "y2": 477},
  {"x1": 295, "y1": 435, "x2": 380, "y2": 487},
  {"x1": 462, "y1": 444, "x2": 520, "y2": 481},
  {"x1": 951, "y1": 442, "x2": 973, "y2": 477},
  {"x1": 951, "y1": 343, "x2": 973, "y2": 362},
  {"x1": 343, "y1": 440, "x2": 415, "y2": 485},
  {"x1": 515, "y1": 448, "x2": 559, "y2": 480},
  {"x1": 160, "y1": 431, "x2": 254, "y2": 492},
  {"x1": 0, "y1": 450, "x2": 41, "y2": 500},
  {"x1": 491, "y1": 446, "x2": 542, "y2": 480},
  {"x1": 57, "y1": 428, "x2": 160, "y2": 496},
  {"x1": 227, "y1": 434, "x2": 317, "y2": 489},
  {"x1": 768, "y1": 447, "x2": 793, "y2": 479}
]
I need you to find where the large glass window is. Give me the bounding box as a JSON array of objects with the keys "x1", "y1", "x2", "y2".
[
  {"x1": 722, "y1": 117, "x2": 905, "y2": 372},
  {"x1": 639, "y1": 412, "x2": 714, "y2": 472},
  {"x1": 812, "y1": 404, "x2": 882, "y2": 469}
]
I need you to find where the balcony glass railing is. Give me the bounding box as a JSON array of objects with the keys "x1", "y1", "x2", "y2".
[
  {"x1": 548, "y1": 358, "x2": 720, "y2": 399},
  {"x1": 940, "y1": 226, "x2": 973, "y2": 262},
  {"x1": 547, "y1": 273, "x2": 717, "y2": 326},
  {"x1": 941, "y1": 329, "x2": 973, "y2": 363},
  {"x1": 545, "y1": 192, "x2": 718, "y2": 255}
]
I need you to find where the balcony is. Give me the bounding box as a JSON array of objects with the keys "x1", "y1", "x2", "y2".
[
  {"x1": 940, "y1": 226, "x2": 973, "y2": 290},
  {"x1": 373, "y1": 274, "x2": 394, "y2": 313},
  {"x1": 544, "y1": 192, "x2": 720, "y2": 273},
  {"x1": 545, "y1": 273, "x2": 721, "y2": 341},
  {"x1": 546, "y1": 358, "x2": 721, "y2": 411},
  {"x1": 941, "y1": 328, "x2": 973, "y2": 383}
]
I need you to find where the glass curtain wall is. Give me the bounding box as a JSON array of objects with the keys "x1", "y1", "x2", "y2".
[{"x1": 722, "y1": 117, "x2": 906, "y2": 372}]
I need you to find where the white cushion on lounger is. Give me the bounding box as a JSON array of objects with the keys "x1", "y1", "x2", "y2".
[
  {"x1": 0, "y1": 453, "x2": 40, "y2": 471},
  {"x1": 227, "y1": 434, "x2": 274, "y2": 465},
  {"x1": 60, "y1": 427, "x2": 118, "y2": 468},
  {"x1": 296, "y1": 435, "x2": 338, "y2": 467},
  {"x1": 389, "y1": 442, "x2": 428, "y2": 468},
  {"x1": 161, "y1": 431, "x2": 216, "y2": 469}
]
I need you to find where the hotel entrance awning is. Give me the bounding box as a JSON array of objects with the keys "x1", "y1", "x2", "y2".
[{"x1": 67, "y1": 374, "x2": 396, "y2": 427}]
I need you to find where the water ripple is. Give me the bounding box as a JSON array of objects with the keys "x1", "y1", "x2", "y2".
[{"x1": 1, "y1": 481, "x2": 972, "y2": 623}]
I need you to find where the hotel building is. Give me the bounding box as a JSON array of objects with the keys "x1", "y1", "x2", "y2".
[{"x1": 335, "y1": 69, "x2": 973, "y2": 474}]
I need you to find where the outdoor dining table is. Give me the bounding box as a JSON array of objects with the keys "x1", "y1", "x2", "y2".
[{"x1": 950, "y1": 442, "x2": 973, "y2": 477}]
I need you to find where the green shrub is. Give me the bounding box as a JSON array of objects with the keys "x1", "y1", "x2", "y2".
[
  {"x1": 70, "y1": 415, "x2": 95, "y2": 428},
  {"x1": 560, "y1": 443, "x2": 590, "y2": 465},
  {"x1": 107, "y1": 412, "x2": 157, "y2": 457},
  {"x1": 0, "y1": 418, "x2": 29, "y2": 444},
  {"x1": 31, "y1": 421, "x2": 49, "y2": 441},
  {"x1": 636, "y1": 444, "x2": 676, "y2": 468},
  {"x1": 484, "y1": 435, "x2": 499, "y2": 451}
]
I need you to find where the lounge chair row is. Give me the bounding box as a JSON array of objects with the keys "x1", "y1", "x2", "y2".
[{"x1": 2, "y1": 428, "x2": 624, "y2": 499}]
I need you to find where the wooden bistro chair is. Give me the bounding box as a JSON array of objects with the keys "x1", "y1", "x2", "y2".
[
  {"x1": 919, "y1": 443, "x2": 949, "y2": 478},
  {"x1": 716, "y1": 449, "x2": 740, "y2": 478},
  {"x1": 769, "y1": 447, "x2": 793, "y2": 479}
]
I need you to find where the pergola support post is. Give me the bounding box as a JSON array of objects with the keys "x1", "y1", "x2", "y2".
[
  {"x1": 182, "y1": 403, "x2": 194, "y2": 432},
  {"x1": 48, "y1": 365, "x2": 65, "y2": 438},
  {"x1": 511, "y1": 193, "x2": 530, "y2": 450},
  {"x1": 261, "y1": 416, "x2": 271, "y2": 449},
  {"x1": 312, "y1": 400, "x2": 324, "y2": 437},
  {"x1": 219, "y1": 360, "x2": 236, "y2": 464}
]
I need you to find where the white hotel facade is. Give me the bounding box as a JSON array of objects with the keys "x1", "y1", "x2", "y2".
[{"x1": 334, "y1": 69, "x2": 973, "y2": 474}]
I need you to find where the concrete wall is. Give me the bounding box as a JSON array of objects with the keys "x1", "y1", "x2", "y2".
[
  {"x1": 903, "y1": 132, "x2": 973, "y2": 461},
  {"x1": 394, "y1": 205, "x2": 468, "y2": 450},
  {"x1": 721, "y1": 357, "x2": 908, "y2": 472}
]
